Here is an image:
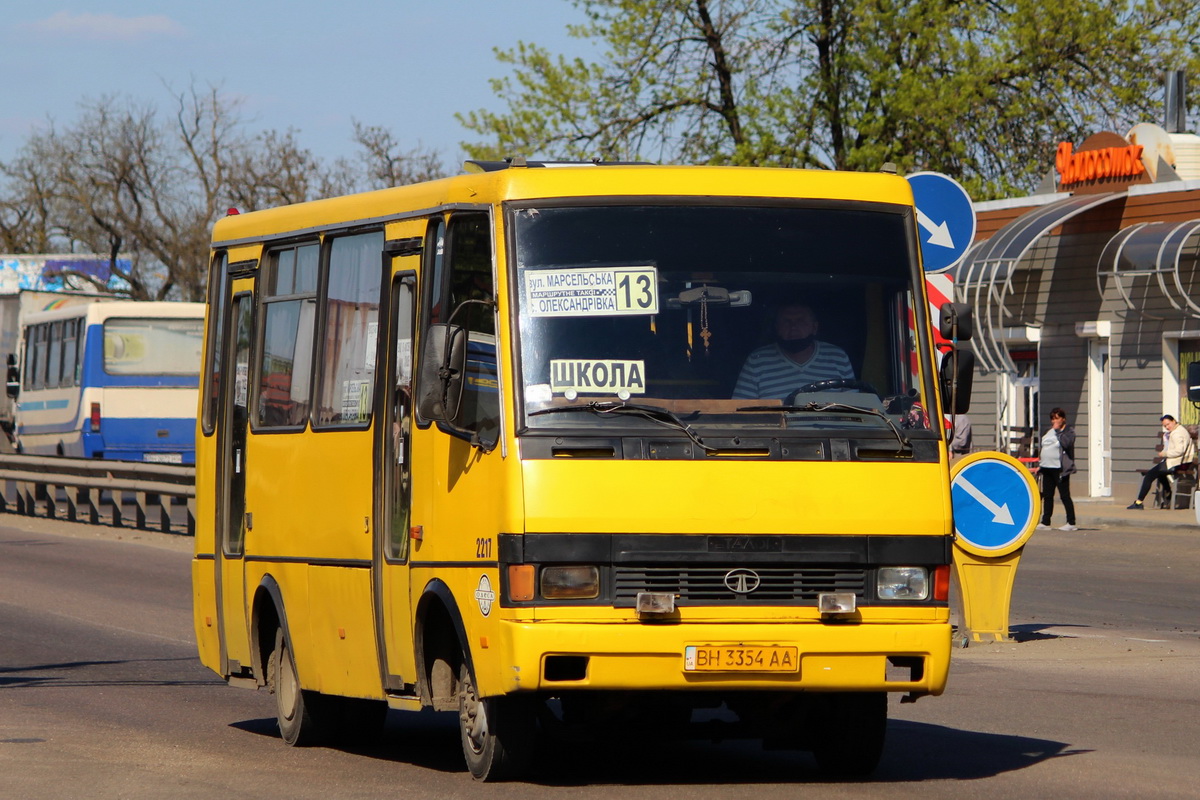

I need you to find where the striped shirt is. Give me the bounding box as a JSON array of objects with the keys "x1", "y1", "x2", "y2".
[{"x1": 732, "y1": 341, "x2": 855, "y2": 400}]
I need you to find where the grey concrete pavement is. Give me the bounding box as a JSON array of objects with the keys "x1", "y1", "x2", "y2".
[{"x1": 1052, "y1": 496, "x2": 1198, "y2": 531}]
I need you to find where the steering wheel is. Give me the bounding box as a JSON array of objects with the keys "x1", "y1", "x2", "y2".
[{"x1": 785, "y1": 379, "x2": 879, "y2": 404}]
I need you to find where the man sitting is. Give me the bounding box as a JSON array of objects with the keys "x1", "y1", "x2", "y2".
[{"x1": 732, "y1": 302, "x2": 854, "y2": 401}]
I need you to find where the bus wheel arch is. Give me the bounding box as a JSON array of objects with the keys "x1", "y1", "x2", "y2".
[
  {"x1": 414, "y1": 580, "x2": 472, "y2": 711},
  {"x1": 250, "y1": 576, "x2": 288, "y2": 687}
]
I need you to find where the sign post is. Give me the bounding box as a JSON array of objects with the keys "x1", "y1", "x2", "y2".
[
  {"x1": 949, "y1": 452, "x2": 1041, "y2": 643},
  {"x1": 906, "y1": 172, "x2": 976, "y2": 274}
]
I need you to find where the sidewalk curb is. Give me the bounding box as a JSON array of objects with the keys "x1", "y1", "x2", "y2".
[{"x1": 1061, "y1": 501, "x2": 1197, "y2": 530}]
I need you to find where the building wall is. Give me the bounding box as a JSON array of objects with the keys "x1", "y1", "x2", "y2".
[{"x1": 968, "y1": 181, "x2": 1200, "y2": 500}]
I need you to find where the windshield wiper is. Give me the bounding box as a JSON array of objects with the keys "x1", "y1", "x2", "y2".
[
  {"x1": 736, "y1": 401, "x2": 912, "y2": 450},
  {"x1": 530, "y1": 401, "x2": 716, "y2": 452}
]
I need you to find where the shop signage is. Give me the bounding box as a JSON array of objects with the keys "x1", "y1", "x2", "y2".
[
  {"x1": 1055, "y1": 131, "x2": 1152, "y2": 193},
  {"x1": 1057, "y1": 142, "x2": 1144, "y2": 184}
]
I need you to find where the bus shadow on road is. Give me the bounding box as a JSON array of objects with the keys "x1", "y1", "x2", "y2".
[
  {"x1": 231, "y1": 711, "x2": 1085, "y2": 784},
  {"x1": 874, "y1": 719, "x2": 1087, "y2": 782},
  {"x1": 232, "y1": 709, "x2": 467, "y2": 774},
  {"x1": 521, "y1": 720, "x2": 1086, "y2": 785},
  {"x1": 0, "y1": 657, "x2": 219, "y2": 689},
  {"x1": 1008, "y1": 622, "x2": 1093, "y2": 642}
]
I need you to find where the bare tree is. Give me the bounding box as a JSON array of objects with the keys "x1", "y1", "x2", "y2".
[
  {"x1": 351, "y1": 121, "x2": 446, "y2": 189},
  {"x1": 0, "y1": 139, "x2": 58, "y2": 253},
  {"x1": 0, "y1": 89, "x2": 236, "y2": 300},
  {"x1": 0, "y1": 86, "x2": 451, "y2": 301}
]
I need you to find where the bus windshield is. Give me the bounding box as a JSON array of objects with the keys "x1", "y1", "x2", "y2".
[
  {"x1": 104, "y1": 317, "x2": 204, "y2": 376},
  {"x1": 512, "y1": 203, "x2": 933, "y2": 438}
]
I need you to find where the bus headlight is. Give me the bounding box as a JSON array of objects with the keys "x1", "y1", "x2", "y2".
[
  {"x1": 540, "y1": 566, "x2": 600, "y2": 599},
  {"x1": 877, "y1": 567, "x2": 929, "y2": 600}
]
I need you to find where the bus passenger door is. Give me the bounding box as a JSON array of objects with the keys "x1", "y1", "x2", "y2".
[
  {"x1": 216, "y1": 291, "x2": 254, "y2": 677},
  {"x1": 375, "y1": 266, "x2": 418, "y2": 693}
]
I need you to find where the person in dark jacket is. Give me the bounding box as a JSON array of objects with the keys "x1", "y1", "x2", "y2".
[{"x1": 1036, "y1": 408, "x2": 1077, "y2": 531}]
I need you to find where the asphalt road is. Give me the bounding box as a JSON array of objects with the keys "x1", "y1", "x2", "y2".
[{"x1": 0, "y1": 514, "x2": 1197, "y2": 799}]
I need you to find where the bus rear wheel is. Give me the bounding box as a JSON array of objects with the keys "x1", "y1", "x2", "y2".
[
  {"x1": 457, "y1": 661, "x2": 536, "y2": 781},
  {"x1": 810, "y1": 691, "x2": 887, "y2": 778},
  {"x1": 270, "y1": 627, "x2": 325, "y2": 746}
]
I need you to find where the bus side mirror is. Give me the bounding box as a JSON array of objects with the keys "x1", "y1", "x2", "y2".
[
  {"x1": 939, "y1": 302, "x2": 973, "y2": 341},
  {"x1": 5, "y1": 354, "x2": 18, "y2": 399},
  {"x1": 1188, "y1": 362, "x2": 1200, "y2": 405},
  {"x1": 939, "y1": 347, "x2": 974, "y2": 415},
  {"x1": 416, "y1": 323, "x2": 467, "y2": 423}
]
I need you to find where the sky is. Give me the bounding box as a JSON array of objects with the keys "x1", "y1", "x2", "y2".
[{"x1": 0, "y1": 2, "x2": 595, "y2": 172}]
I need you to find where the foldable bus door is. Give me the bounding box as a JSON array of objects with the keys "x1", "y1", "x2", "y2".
[
  {"x1": 215, "y1": 288, "x2": 255, "y2": 677},
  {"x1": 374, "y1": 232, "x2": 422, "y2": 694}
]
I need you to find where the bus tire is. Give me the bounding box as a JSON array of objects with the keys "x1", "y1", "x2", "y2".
[
  {"x1": 270, "y1": 626, "x2": 325, "y2": 747},
  {"x1": 457, "y1": 661, "x2": 536, "y2": 781},
  {"x1": 810, "y1": 692, "x2": 887, "y2": 778}
]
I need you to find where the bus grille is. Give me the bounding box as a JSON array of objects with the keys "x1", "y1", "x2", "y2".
[{"x1": 613, "y1": 566, "x2": 867, "y2": 605}]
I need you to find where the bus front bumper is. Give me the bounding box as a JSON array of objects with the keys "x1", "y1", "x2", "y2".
[{"x1": 495, "y1": 620, "x2": 951, "y2": 696}]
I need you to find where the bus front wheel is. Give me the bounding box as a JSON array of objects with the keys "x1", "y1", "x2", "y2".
[
  {"x1": 457, "y1": 662, "x2": 536, "y2": 781},
  {"x1": 810, "y1": 691, "x2": 887, "y2": 778}
]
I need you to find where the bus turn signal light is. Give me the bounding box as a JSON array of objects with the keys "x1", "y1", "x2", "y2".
[
  {"x1": 89, "y1": 402, "x2": 101, "y2": 432},
  {"x1": 507, "y1": 565, "x2": 535, "y2": 602},
  {"x1": 933, "y1": 564, "x2": 950, "y2": 601}
]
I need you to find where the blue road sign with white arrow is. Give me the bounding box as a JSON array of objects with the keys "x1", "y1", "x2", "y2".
[
  {"x1": 951, "y1": 456, "x2": 1037, "y2": 555},
  {"x1": 906, "y1": 171, "x2": 976, "y2": 273}
]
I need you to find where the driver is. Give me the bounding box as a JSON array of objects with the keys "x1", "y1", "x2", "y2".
[{"x1": 732, "y1": 302, "x2": 855, "y2": 401}]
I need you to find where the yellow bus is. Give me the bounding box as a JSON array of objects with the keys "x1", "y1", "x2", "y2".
[{"x1": 193, "y1": 160, "x2": 974, "y2": 780}]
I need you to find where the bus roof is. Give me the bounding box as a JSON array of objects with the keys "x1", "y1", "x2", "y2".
[
  {"x1": 21, "y1": 300, "x2": 205, "y2": 325},
  {"x1": 211, "y1": 164, "x2": 916, "y2": 246}
]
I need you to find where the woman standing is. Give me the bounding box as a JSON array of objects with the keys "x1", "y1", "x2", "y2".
[{"x1": 1037, "y1": 408, "x2": 1077, "y2": 531}]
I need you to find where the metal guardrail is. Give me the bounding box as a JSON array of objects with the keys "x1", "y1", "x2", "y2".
[{"x1": 0, "y1": 453, "x2": 195, "y2": 535}]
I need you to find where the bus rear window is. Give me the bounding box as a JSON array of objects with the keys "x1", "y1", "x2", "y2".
[{"x1": 104, "y1": 318, "x2": 205, "y2": 376}]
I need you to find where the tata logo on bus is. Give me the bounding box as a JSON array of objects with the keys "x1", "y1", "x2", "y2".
[
  {"x1": 1055, "y1": 132, "x2": 1150, "y2": 193},
  {"x1": 723, "y1": 569, "x2": 761, "y2": 594}
]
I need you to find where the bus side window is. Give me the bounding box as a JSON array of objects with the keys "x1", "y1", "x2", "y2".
[
  {"x1": 29, "y1": 325, "x2": 47, "y2": 390},
  {"x1": 62, "y1": 319, "x2": 79, "y2": 387},
  {"x1": 202, "y1": 251, "x2": 229, "y2": 435},
  {"x1": 423, "y1": 213, "x2": 500, "y2": 447},
  {"x1": 45, "y1": 324, "x2": 58, "y2": 388},
  {"x1": 257, "y1": 244, "x2": 319, "y2": 428},
  {"x1": 315, "y1": 230, "x2": 383, "y2": 427},
  {"x1": 21, "y1": 327, "x2": 31, "y2": 390},
  {"x1": 432, "y1": 212, "x2": 496, "y2": 448},
  {"x1": 22, "y1": 326, "x2": 33, "y2": 390}
]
